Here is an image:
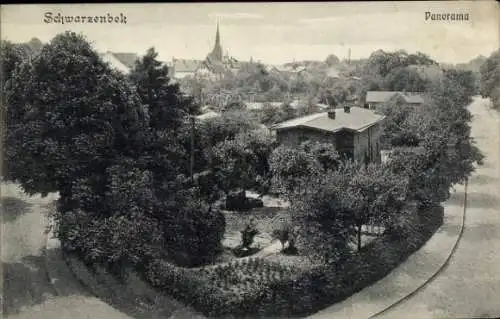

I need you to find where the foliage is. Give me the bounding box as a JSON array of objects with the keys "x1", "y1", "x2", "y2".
[
  {"x1": 55, "y1": 208, "x2": 164, "y2": 270},
  {"x1": 1, "y1": 40, "x2": 29, "y2": 89},
  {"x1": 299, "y1": 140, "x2": 342, "y2": 171},
  {"x1": 6, "y1": 32, "x2": 226, "y2": 270},
  {"x1": 479, "y1": 49, "x2": 500, "y2": 109},
  {"x1": 5, "y1": 31, "x2": 145, "y2": 198},
  {"x1": 212, "y1": 129, "x2": 276, "y2": 199},
  {"x1": 289, "y1": 162, "x2": 358, "y2": 264},
  {"x1": 269, "y1": 141, "x2": 341, "y2": 202},
  {"x1": 145, "y1": 257, "x2": 301, "y2": 317},
  {"x1": 384, "y1": 66, "x2": 431, "y2": 92},
  {"x1": 271, "y1": 219, "x2": 297, "y2": 252},
  {"x1": 240, "y1": 220, "x2": 260, "y2": 249},
  {"x1": 143, "y1": 205, "x2": 443, "y2": 318},
  {"x1": 348, "y1": 163, "x2": 409, "y2": 250},
  {"x1": 259, "y1": 102, "x2": 284, "y2": 126},
  {"x1": 129, "y1": 47, "x2": 197, "y2": 131},
  {"x1": 161, "y1": 200, "x2": 226, "y2": 266},
  {"x1": 269, "y1": 145, "x2": 323, "y2": 202},
  {"x1": 384, "y1": 69, "x2": 484, "y2": 207},
  {"x1": 378, "y1": 98, "x2": 421, "y2": 148},
  {"x1": 325, "y1": 54, "x2": 340, "y2": 66},
  {"x1": 198, "y1": 110, "x2": 259, "y2": 148}
]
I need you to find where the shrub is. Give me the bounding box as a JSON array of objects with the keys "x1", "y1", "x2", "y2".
[
  {"x1": 162, "y1": 202, "x2": 226, "y2": 267},
  {"x1": 270, "y1": 219, "x2": 297, "y2": 253},
  {"x1": 224, "y1": 191, "x2": 264, "y2": 211}
]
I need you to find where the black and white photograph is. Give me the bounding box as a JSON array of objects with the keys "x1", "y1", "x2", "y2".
[{"x1": 1, "y1": 2, "x2": 499, "y2": 318}]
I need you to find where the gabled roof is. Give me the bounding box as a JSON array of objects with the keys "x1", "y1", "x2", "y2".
[
  {"x1": 112, "y1": 52, "x2": 139, "y2": 69},
  {"x1": 366, "y1": 91, "x2": 425, "y2": 104},
  {"x1": 100, "y1": 52, "x2": 132, "y2": 74},
  {"x1": 271, "y1": 107, "x2": 385, "y2": 133},
  {"x1": 202, "y1": 59, "x2": 227, "y2": 74},
  {"x1": 173, "y1": 59, "x2": 202, "y2": 73}
]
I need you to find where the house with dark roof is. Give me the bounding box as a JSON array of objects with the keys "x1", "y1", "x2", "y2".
[
  {"x1": 365, "y1": 91, "x2": 425, "y2": 110},
  {"x1": 271, "y1": 104, "x2": 386, "y2": 163}
]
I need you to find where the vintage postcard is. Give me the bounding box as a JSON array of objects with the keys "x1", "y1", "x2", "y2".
[{"x1": 1, "y1": 2, "x2": 499, "y2": 319}]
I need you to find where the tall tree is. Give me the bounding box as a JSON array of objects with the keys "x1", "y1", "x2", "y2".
[
  {"x1": 479, "y1": 49, "x2": 500, "y2": 109},
  {"x1": 5, "y1": 31, "x2": 145, "y2": 200},
  {"x1": 129, "y1": 47, "x2": 197, "y2": 131}
]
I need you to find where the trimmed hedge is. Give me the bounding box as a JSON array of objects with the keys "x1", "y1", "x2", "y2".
[
  {"x1": 224, "y1": 192, "x2": 264, "y2": 211},
  {"x1": 142, "y1": 204, "x2": 444, "y2": 318}
]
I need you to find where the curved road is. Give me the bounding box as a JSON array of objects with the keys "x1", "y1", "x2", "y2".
[
  {"x1": 376, "y1": 97, "x2": 500, "y2": 319},
  {"x1": 1, "y1": 184, "x2": 133, "y2": 319}
]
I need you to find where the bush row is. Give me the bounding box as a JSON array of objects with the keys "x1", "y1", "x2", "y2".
[{"x1": 142, "y1": 204, "x2": 444, "y2": 318}]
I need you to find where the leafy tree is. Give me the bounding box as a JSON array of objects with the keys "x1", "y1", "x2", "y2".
[
  {"x1": 384, "y1": 66, "x2": 430, "y2": 92},
  {"x1": 211, "y1": 129, "x2": 276, "y2": 199},
  {"x1": 378, "y1": 98, "x2": 420, "y2": 148},
  {"x1": 290, "y1": 163, "x2": 358, "y2": 264},
  {"x1": 5, "y1": 31, "x2": 145, "y2": 199},
  {"x1": 479, "y1": 49, "x2": 500, "y2": 109},
  {"x1": 7, "y1": 32, "x2": 225, "y2": 269},
  {"x1": 199, "y1": 110, "x2": 259, "y2": 146},
  {"x1": 129, "y1": 47, "x2": 197, "y2": 131},
  {"x1": 1, "y1": 40, "x2": 32, "y2": 179},
  {"x1": 280, "y1": 102, "x2": 297, "y2": 121},
  {"x1": 260, "y1": 102, "x2": 283, "y2": 126},
  {"x1": 325, "y1": 54, "x2": 340, "y2": 66},
  {"x1": 442, "y1": 69, "x2": 477, "y2": 102},
  {"x1": 1, "y1": 40, "x2": 28, "y2": 89},
  {"x1": 300, "y1": 141, "x2": 342, "y2": 171},
  {"x1": 269, "y1": 142, "x2": 341, "y2": 203},
  {"x1": 348, "y1": 163, "x2": 409, "y2": 250}
]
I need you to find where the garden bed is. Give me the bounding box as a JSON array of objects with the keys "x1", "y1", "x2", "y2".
[{"x1": 142, "y1": 204, "x2": 444, "y2": 318}]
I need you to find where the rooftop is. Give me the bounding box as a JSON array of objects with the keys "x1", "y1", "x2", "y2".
[
  {"x1": 271, "y1": 106, "x2": 385, "y2": 133},
  {"x1": 173, "y1": 59, "x2": 202, "y2": 73},
  {"x1": 111, "y1": 52, "x2": 139, "y2": 69},
  {"x1": 366, "y1": 91, "x2": 425, "y2": 104}
]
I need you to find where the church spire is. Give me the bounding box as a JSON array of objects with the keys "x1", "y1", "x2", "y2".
[
  {"x1": 208, "y1": 19, "x2": 223, "y2": 62},
  {"x1": 215, "y1": 19, "x2": 221, "y2": 47}
]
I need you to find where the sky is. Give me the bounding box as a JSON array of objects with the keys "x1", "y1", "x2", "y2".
[{"x1": 1, "y1": 2, "x2": 498, "y2": 65}]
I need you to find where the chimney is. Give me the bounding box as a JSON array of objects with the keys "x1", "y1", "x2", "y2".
[{"x1": 328, "y1": 109, "x2": 336, "y2": 119}]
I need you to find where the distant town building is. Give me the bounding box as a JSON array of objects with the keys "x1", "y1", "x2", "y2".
[
  {"x1": 170, "y1": 21, "x2": 244, "y2": 80},
  {"x1": 100, "y1": 51, "x2": 139, "y2": 74},
  {"x1": 171, "y1": 58, "x2": 203, "y2": 79},
  {"x1": 365, "y1": 91, "x2": 425, "y2": 110},
  {"x1": 271, "y1": 103, "x2": 386, "y2": 163}
]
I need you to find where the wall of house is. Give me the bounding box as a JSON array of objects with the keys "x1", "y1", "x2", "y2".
[
  {"x1": 353, "y1": 122, "x2": 383, "y2": 163},
  {"x1": 276, "y1": 128, "x2": 336, "y2": 148},
  {"x1": 334, "y1": 130, "x2": 354, "y2": 158},
  {"x1": 276, "y1": 124, "x2": 382, "y2": 164}
]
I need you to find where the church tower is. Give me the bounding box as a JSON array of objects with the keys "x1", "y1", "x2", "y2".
[{"x1": 208, "y1": 20, "x2": 223, "y2": 62}]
